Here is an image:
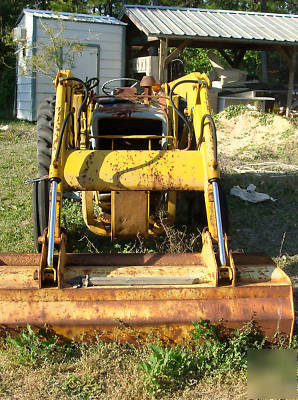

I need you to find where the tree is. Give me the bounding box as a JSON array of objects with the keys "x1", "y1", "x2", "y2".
[
  {"x1": 159, "y1": 0, "x2": 297, "y2": 13},
  {"x1": 49, "y1": 0, "x2": 88, "y2": 13},
  {"x1": 0, "y1": 1, "x2": 53, "y2": 117},
  {"x1": 17, "y1": 18, "x2": 86, "y2": 79}
]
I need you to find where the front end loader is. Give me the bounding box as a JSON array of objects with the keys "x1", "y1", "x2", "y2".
[{"x1": 0, "y1": 71, "x2": 294, "y2": 342}]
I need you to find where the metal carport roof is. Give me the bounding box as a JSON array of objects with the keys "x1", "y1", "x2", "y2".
[
  {"x1": 120, "y1": 5, "x2": 297, "y2": 115},
  {"x1": 120, "y1": 5, "x2": 298, "y2": 46}
]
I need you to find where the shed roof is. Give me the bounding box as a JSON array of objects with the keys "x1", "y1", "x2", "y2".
[
  {"x1": 120, "y1": 5, "x2": 298, "y2": 45},
  {"x1": 18, "y1": 8, "x2": 126, "y2": 26}
]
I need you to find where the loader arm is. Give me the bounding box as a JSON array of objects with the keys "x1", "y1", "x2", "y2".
[
  {"x1": 50, "y1": 72, "x2": 227, "y2": 263},
  {"x1": 0, "y1": 70, "x2": 294, "y2": 343},
  {"x1": 166, "y1": 73, "x2": 226, "y2": 264}
]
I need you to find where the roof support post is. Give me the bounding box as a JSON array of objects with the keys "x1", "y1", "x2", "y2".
[
  {"x1": 286, "y1": 48, "x2": 296, "y2": 117},
  {"x1": 159, "y1": 38, "x2": 168, "y2": 83},
  {"x1": 277, "y1": 45, "x2": 296, "y2": 117}
]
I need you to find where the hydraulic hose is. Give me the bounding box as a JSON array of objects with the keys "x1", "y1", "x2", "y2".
[
  {"x1": 198, "y1": 113, "x2": 218, "y2": 168},
  {"x1": 86, "y1": 77, "x2": 100, "y2": 91},
  {"x1": 54, "y1": 111, "x2": 74, "y2": 162},
  {"x1": 60, "y1": 77, "x2": 88, "y2": 137},
  {"x1": 169, "y1": 79, "x2": 208, "y2": 150}
]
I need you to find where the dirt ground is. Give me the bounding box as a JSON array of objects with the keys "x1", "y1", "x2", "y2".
[
  {"x1": 216, "y1": 109, "x2": 297, "y2": 164},
  {"x1": 216, "y1": 109, "x2": 298, "y2": 322}
]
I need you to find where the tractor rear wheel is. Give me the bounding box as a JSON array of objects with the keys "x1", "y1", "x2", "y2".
[
  {"x1": 33, "y1": 96, "x2": 55, "y2": 252},
  {"x1": 37, "y1": 96, "x2": 55, "y2": 177}
]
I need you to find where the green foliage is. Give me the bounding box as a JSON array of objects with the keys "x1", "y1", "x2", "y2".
[
  {"x1": 47, "y1": 0, "x2": 298, "y2": 17},
  {"x1": 192, "y1": 319, "x2": 267, "y2": 373},
  {"x1": 169, "y1": 0, "x2": 297, "y2": 13},
  {"x1": 222, "y1": 104, "x2": 249, "y2": 119},
  {"x1": 142, "y1": 320, "x2": 298, "y2": 395},
  {"x1": 49, "y1": 0, "x2": 88, "y2": 13},
  {"x1": 180, "y1": 48, "x2": 212, "y2": 74},
  {"x1": 241, "y1": 49, "x2": 262, "y2": 79},
  {"x1": 180, "y1": 47, "x2": 260, "y2": 79},
  {"x1": 0, "y1": 63, "x2": 15, "y2": 119},
  {"x1": 141, "y1": 319, "x2": 270, "y2": 394},
  {"x1": 141, "y1": 344, "x2": 196, "y2": 393},
  {"x1": 0, "y1": 2, "x2": 24, "y2": 118},
  {"x1": 252, "y1": 110, "x2": 274, "y2": 126},
  {"x1": 281, "y1": 127, "x2": 295, "y2": 138},
  {"x1": 17, "y1": 19, "x2": 86, "y2": 78},
  {"x1": 3, "y1": 324, "x2": 81, "y2": 369},
  {"x1": 4, "y1": 325, "x2": 59, "y2": 368},
  {"x1": 61, "y1": 374, "x2": 103, "y2": 399}
]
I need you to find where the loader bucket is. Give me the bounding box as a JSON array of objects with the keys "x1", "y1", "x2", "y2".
[{"x1": 0, "y1": 242, "x2": 294, "y2": 343}]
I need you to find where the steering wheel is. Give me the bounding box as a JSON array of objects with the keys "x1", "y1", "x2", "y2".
[
  {"x1": 86, "y1": 77, "x2": 100, "y2": 91},
  {"x1": 101, "y1": 78, "x2": 140, "y2": 95}
]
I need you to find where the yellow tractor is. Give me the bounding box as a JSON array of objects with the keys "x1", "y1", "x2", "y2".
[{"x1": 0, "y1": 71, "x2": 294, "y2": 341}]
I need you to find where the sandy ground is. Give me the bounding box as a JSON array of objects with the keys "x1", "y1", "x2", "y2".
[{"x1": 216, "y1": 110, "x2": 297, "y2": 165}]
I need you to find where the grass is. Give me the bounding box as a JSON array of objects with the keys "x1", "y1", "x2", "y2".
[
  {"x1": 1, "y1": 321, "x2": 295, "y2": 399},
  {"x1": 0, "y1": 114, "x2": 297, "y2": 399},
  {"x1": 140, "y1": 320, "x2": 271, "y2": 395},
  {"x1": 215, "y1": 110, "x2": 297, "y2": 279},
  {"x1": 0, "y1": 119, "x2": 37, "y2": 253}
]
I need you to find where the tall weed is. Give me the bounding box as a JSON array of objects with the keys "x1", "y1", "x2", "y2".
[
  {"x1": 140, "y1": 319, "x2": 293, "y2": 395},
  {"x1": 141, "y1": 344, "x2": 196, "y2": 393},
  {"x1": 3, "y1": 325, "x2": 76, "y2": 368}
]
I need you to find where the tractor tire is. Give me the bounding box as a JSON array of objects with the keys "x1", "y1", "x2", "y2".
[
  {"x1": 176, "y1": 183, "x2": 229, "y2": 236},
  {"x1": 37, "y1": 96, "x2": 55, "y2": 177},
  {"x1": 32, "y1": 180, "x2": 50, "y2": 252},
  {"x1": 33, "y1": 96, "x2": 55, "y2": 252}
]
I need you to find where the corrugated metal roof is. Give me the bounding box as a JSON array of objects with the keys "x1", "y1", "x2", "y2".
[
  {"x1": 120, "y1": 5, "x2": 298, "y2": 44},
  {"x1": 20, "y1": 9, "x2": 126, "y2": 26}
]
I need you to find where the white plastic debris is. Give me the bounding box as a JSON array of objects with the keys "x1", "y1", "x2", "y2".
[
  {"x1": 246, "y1": 104, "x2": 257, "y2": 111},
  {"x1": 0, "y1": 125, "x2": 10, "y2": 131},
  {"x1": 230, "y1": 184, "x2": 277, "y2": 203}
]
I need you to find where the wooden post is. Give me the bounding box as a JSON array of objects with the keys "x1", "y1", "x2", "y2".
[
  {"x1": 261, "y1": 51, "x2": 268, "y2": 83},
  {"x1": 159, "y1": 38, "x2": 168, "y2": 83},
  {"x1": 286, "y1": 49, "x2": 296, "y2": 117},
  {"x1": 277, "y1": 45, "x2": 296, "y2": 117}
]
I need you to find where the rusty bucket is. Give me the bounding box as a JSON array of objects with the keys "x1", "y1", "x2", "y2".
[{"x1": 0, "y1": 237, "x2": 294, "y2": 342}]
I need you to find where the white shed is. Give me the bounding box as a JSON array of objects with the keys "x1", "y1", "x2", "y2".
[{"x1": 14, "y1": 9, "x2": 126, "y2": 121}]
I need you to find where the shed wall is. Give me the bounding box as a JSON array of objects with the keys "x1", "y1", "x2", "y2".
[
  {"x1": 16, "y1": 13, "x2": 34, "y2": 120},
  {"x1": 16, "y1": 15, "x2": 125, "y2": 121}
]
